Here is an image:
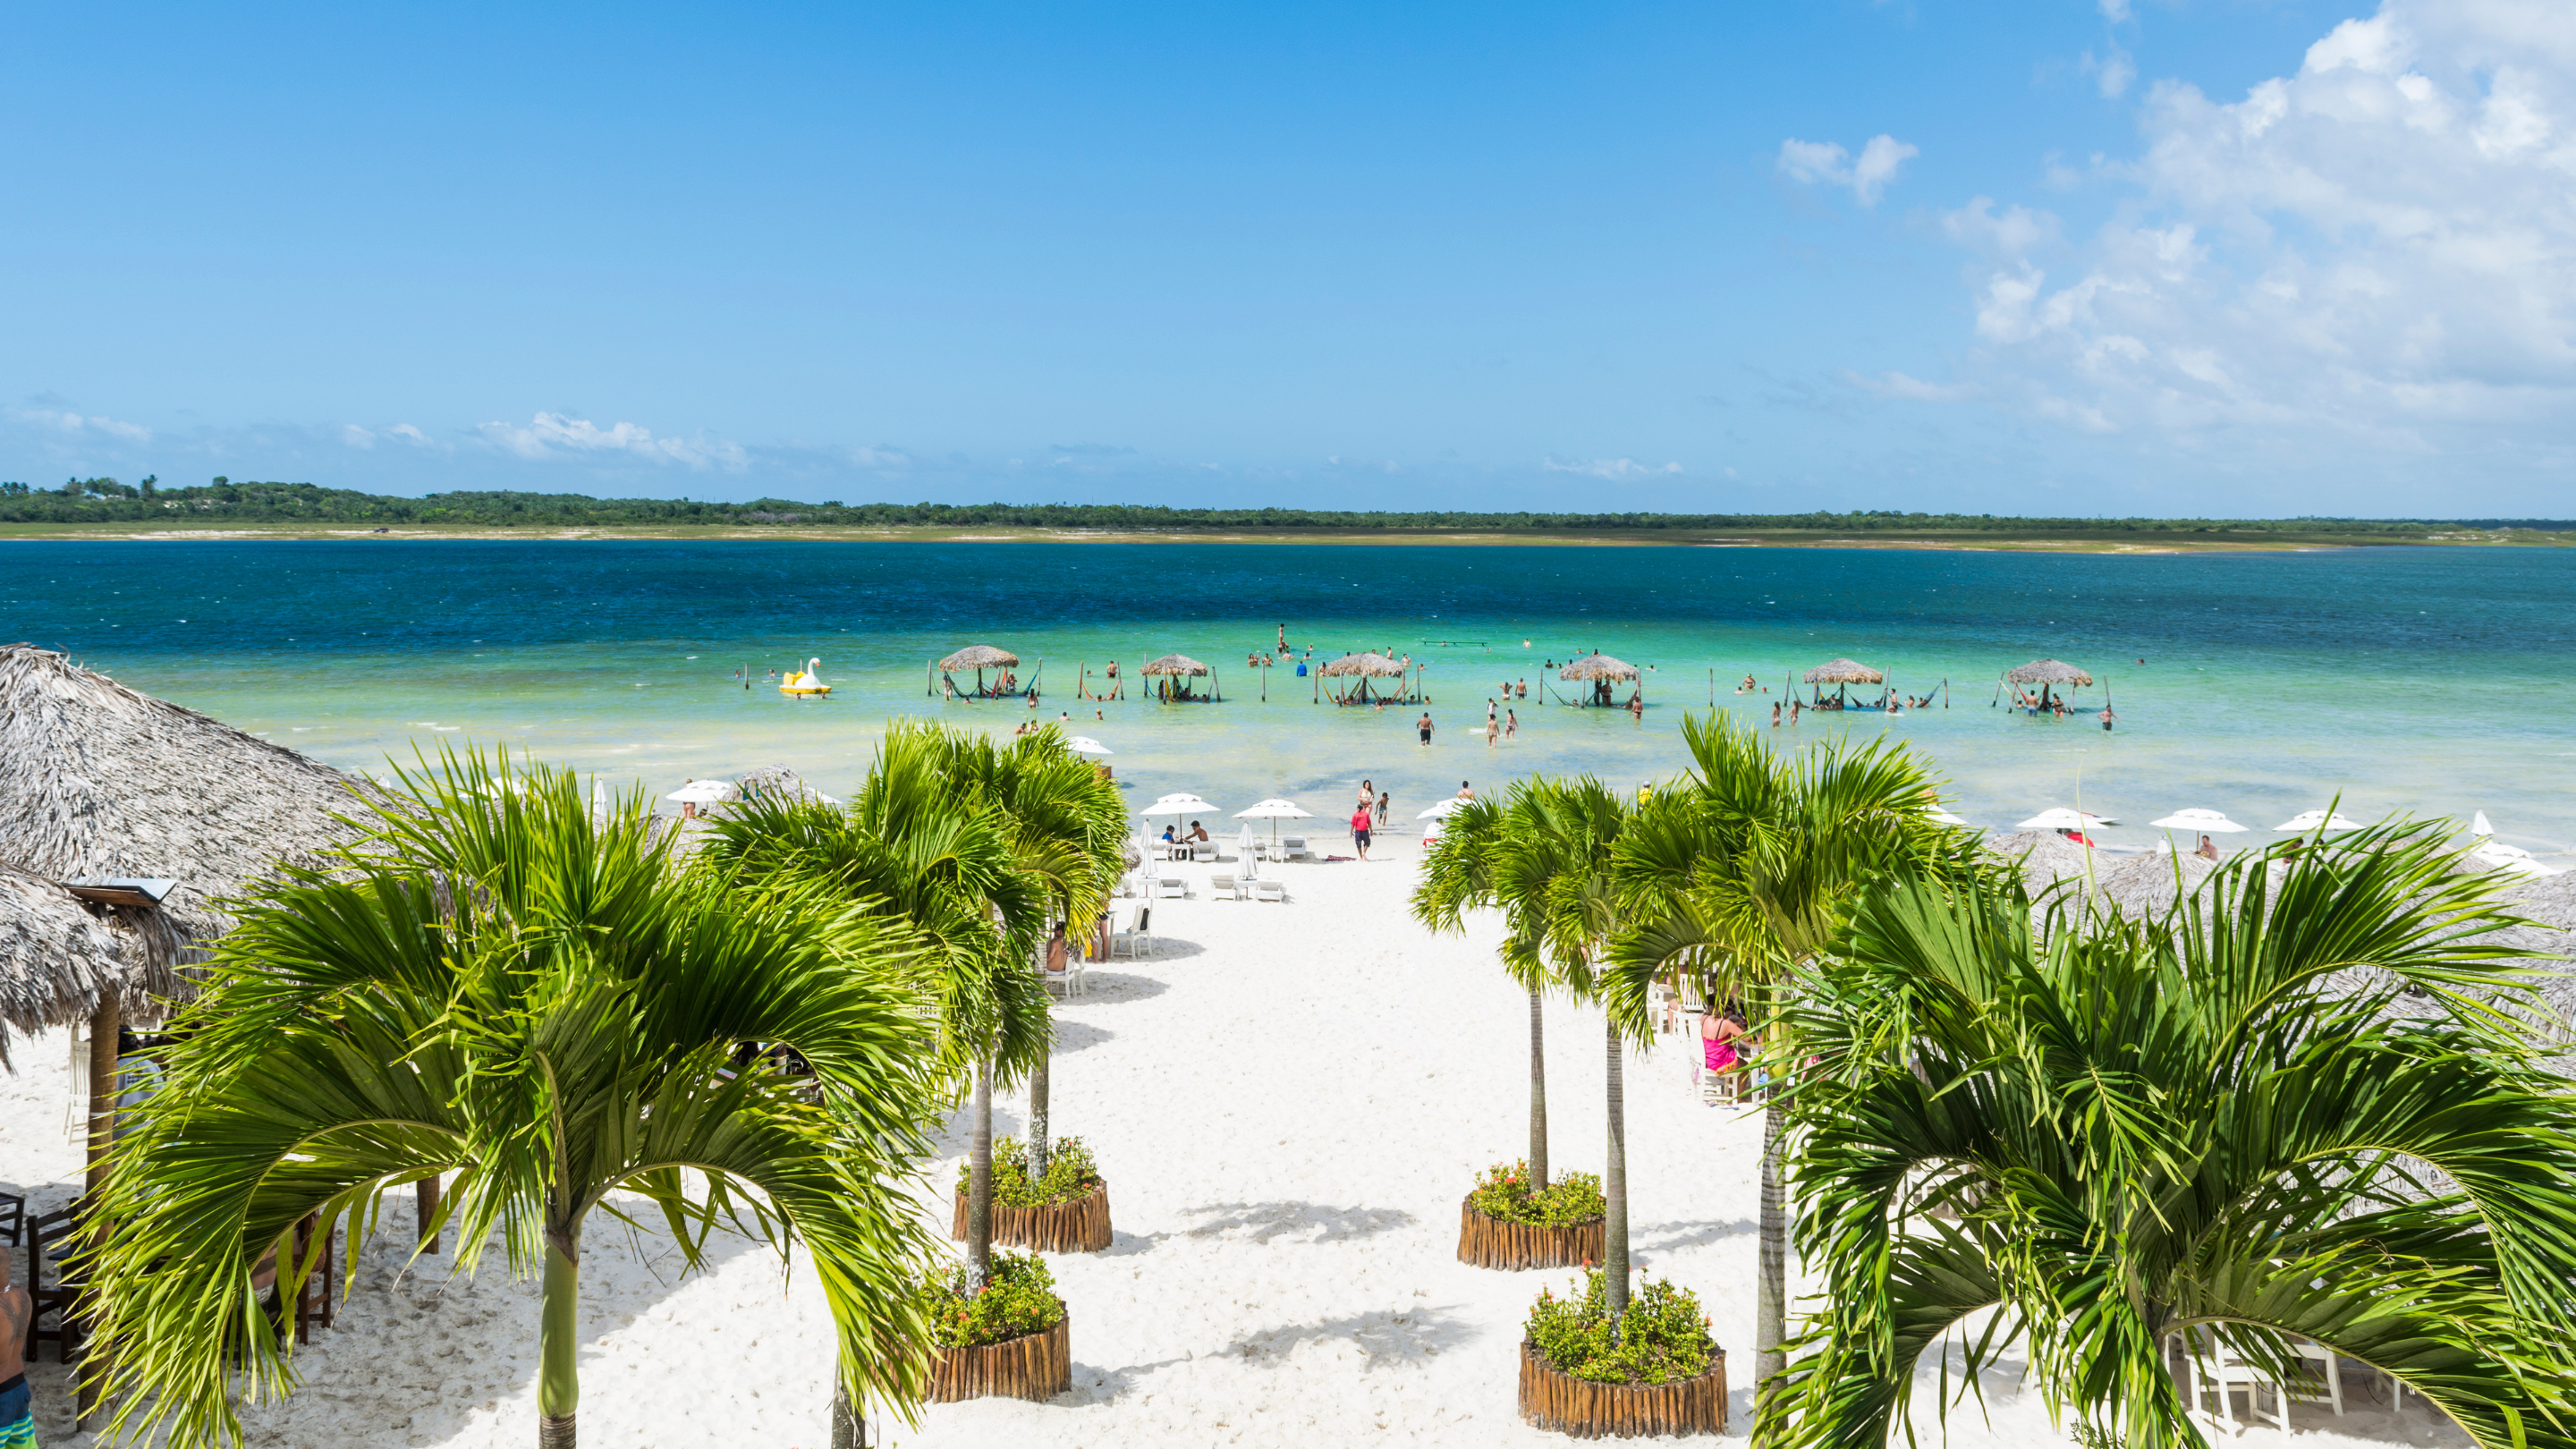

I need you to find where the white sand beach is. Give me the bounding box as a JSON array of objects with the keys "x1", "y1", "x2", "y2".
[{"x1": 1, "y1": 835, "x2": 2468, "y2": 1449}]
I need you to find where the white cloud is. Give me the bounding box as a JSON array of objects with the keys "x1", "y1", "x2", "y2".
[
  {"x1": 2099, "y1": 0, "x2": 2133, "y2": 21},
  {"x1": 10, "y1": 406, "x2": 149, "y2": 442},
  {"x1": 477, "y1": 411, "x2": 747, "y2": 470},
  {"x1": 1542, "y1": 456, "x2": 1683, "y2": 480},
  {"x1": 343, "y1": 422, "x2": 440, "y2": 451},
  {"x1": 1945, "y1": 0, "x2": 2576, "y2": 456},
  {"x1": 2087, "y1": 43, "x2": 2137, "y2": 99},
  {"x1": 1777, "y1": 133, "x2": 1920, "y2": 207}
]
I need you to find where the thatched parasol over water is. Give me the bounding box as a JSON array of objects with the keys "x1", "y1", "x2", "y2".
[
  {"x1": 1318, "y1": 652, "x2": 1405, "y2": 677},
  {"x1": 2006, "y1": 659, "x2": 2094, "y2": 687},
  {"x1": 1803, "y1": 658, "x2": 1885, "y2": 685},
  {"x1": 1142, "y1": 653, "x2": 1208, "y2": 676},
  {"x1": 940, "y1": 644, "x2": 1020, "y2": 672},
  {"x1": 1559, "y1": 652, "x2": 1640, "y2": 682}
]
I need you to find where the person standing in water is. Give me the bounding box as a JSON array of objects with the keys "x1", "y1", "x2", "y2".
[
  {"x1": 1418, "y1": 711, "x2": 1433, "y2": 744},
  {"x1": 1504, "y1": 707, "x2": 1518, "y2": 740},
  {"x1": 1376, "y1": 789, "x2": 1392, "y2": 827}
]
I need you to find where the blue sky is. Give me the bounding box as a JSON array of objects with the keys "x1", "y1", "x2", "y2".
[{"x1": 5, "y1": 1, "x2": 2568, "y2": 516}]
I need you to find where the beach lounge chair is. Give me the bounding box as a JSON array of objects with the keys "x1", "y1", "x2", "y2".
[
  {"x1": 1110, "y1": 906, "x2": 1153, "y2": 958},
  {"x1": 2172, "y1": 1327, "x2": 2343, "y2": 1430},
  {"x1": 1279, "y1": 835, "x2": 1311, "y2": 860},
  {"x1": 1191, "y1": 841, "x2": 1220, "y2": 862},
  {"x1": 1154, "y1": 873, "x2": 1189, "y2": 898},
  {"x1": 1253, "y1": 879, "x2": 1286, "y2": 903},
  {"x1": 1209, "y1": 872, "x2": 1241, "y2": 900}
]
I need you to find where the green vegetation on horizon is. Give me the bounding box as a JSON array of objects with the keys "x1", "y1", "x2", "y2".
[{"x1": 7, "y1": 474, "x2": 2570, "y2": 539}]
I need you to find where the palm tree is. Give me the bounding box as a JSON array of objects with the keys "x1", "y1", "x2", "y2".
[
  {"x1": 82, "y1": 751, "x2": 945, "y2": 1449},
  {"x1": 705, "y1": 723, "x2": 1123, "y2": 1284},
  {"x1": 1429, "y1": 778, "x2": 1643, "y2": 1311},
  {"x1": 1607, "y1": 712, "x2": 1990, "y2": 1415},
  {"x1": 1413, "y1": 795, "x2": 1555, "y2": 1187},
  {"x1": 1767, "y1": 824, "x2": 2576, "y2": 1449}
]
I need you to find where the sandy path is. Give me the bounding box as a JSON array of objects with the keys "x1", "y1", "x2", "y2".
[{"x1": 1, "y1": 838, "x2": 2461, "y2": 1447}]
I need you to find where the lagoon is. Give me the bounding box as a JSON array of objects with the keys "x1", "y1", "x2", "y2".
[{"x1": 10, "y1": 539, "x2": 2572, "y2": 860}]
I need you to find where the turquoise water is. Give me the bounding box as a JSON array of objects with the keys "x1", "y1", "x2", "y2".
[{"x1": 11, "y1": 540, "x2": 2573, "y2": 860}]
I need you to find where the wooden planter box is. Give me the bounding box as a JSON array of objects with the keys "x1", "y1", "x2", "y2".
[
  {"x1": 928, "y1": 1308, "x2": 1072, "y2": 1403},
  {"x1": 1518, "y1": 1337, "x2": 1727, "y2": 1438},
  {"x1": 953, "y1": 1183, "x2": 1114, "y2": 1254},
  {"x1": 1457, "y1": 1196, "x2": 1606, "y2": 1271}
]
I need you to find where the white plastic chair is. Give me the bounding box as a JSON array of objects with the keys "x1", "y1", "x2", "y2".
[
  {"x1": 2173, "y1": 1327, "x2": 2342, "y2": 1431},
  {"x1": 1109, "y1": 906, "x2": 1153, "y2": 958}
]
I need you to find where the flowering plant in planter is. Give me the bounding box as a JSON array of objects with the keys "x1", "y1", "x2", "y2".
[
  {"x1": 923, "y1": 1249, "x2": 1066, "y2": 1351},
  {"x1": 1528, "y1": 1269, "x2": 1717, "y2": 1385},
  {"x1": 956, "y1": 1135, "x2": 1104, "y2": 1209},
  {"x1": 1468, "y1": 1161, "x2": 1606, "y2": 1227}
]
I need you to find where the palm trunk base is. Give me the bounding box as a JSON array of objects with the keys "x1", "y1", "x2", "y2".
[{"x1": 539, "y1": 1413, "x2": 576, "y2": 1449}]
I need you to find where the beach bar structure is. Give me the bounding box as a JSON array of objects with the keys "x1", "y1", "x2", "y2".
[
  {"x1": 1556, "y1": 651, "x2": 1640, "y2": 708},
  {"x1": 2004, "y1": 658, "x2": 2094, "y2": 713},
  {"x1": 0, "y1": 643, "x2": 385, "y2": 1415},
  {"x1": 1315, "y1": 651, "x2": 1416, "y2": 706},
  {"x1": 1142, "y1": 653, "x2": 1220, "y2": 702},
  {"x1": 931, "y1": 644, "x2": 1038, "y2": 700}
]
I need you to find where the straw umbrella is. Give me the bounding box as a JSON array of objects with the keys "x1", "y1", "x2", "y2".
[
  {"x1": 0, "y1": 864, "x2": 128, "y2": 1068},
  {"x1": 1142, "y1": 653, "x2": 1212, "y2": 702},
  {"x1": 1318, "y1": 651, "x2": 1405, "y2": 705},
  {"x1": 1801, "y1": 657, "x2": 1884, "y2": 708},
  {"x1": 0, "y1": 642, "x2": 366, "y2": 1415},
  {"x1": 2004, "y1": 658, "x2": 2094, "y2": 710},
  {"x1": 1559, "y1": 652, "x2": 1640, "y2": 708},
  {"x1": 938, "y1": 644, "x2": 1020, "y2": 699}
]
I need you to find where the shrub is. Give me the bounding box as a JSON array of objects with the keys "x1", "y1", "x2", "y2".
[
  {"x1": 1527, "y1": 1269, "x2": 1718, "y2": 1385},
  {"x1": 922, "y1": 1250, "x2": 1066, "y2": 1349},
  {"x1": 1467, "y1": 1161, "x2": 1605, "y2": 1227},
  {"x1": 956, "y1": 1135, "x2": 1105, "y2": 1208}
]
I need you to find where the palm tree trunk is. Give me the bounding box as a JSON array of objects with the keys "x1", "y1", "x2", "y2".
[
  {"x1": 1604, "y1": 1015, "x2": 1629, "y2": 1323},
  {"x1": 1754, "y1": 1090, "x2": 1787, "y2": 1426},
  {"x1": 539, "y1": 1226, "x2": 580, "y2": 1448},
  {"x1": 966, "y1": 1055, "x2": 995, "y2": 1290},
  {"x1": 829, "y1": 1378, "x2": 862, "y2": 1449},
  {"x1": 1528, "y1": 987, "x2": 1549, "y2": 1190},
  {"x1": 1029, "y1": 1030, "x2": 1052, "y2": 1180}
]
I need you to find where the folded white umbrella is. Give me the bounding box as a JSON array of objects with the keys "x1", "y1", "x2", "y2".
[
  {"x1": 1417, "y1": 797, "x2": 1471, "y2": 820},
  {"x1": 665, "y1": 779, "x2": 735, "y2": 805},
  {"x1": 2017, "y1": 808, "x2": 2112, "y2": 830},
  {"x1": 2150, "y1": 809, "x2": 2248, "y2": 833},
  {"x1": 2472, "y1": 810, "x2": 2496, "y2": 838},
  {"x1": 2275, "y1": 809, "x2": 2361, "y2": 832},
  {"x1": 1065, "y1": 735, "x2": 1114, "y2": 757}
]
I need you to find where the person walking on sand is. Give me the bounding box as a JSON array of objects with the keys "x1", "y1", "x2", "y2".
[
  {"x1": 1350, "y1": 802, "x2": 1374, "y2": 860},
  {"x1": 1418, "y1": 711, "x2": 1433, "y2": 745}
]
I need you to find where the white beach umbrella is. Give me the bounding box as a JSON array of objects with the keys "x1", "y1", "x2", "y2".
[
  {"x1": 1417, "y1": 797, "x2": 1471, "y2": 820},
  {"x1": 2274, "y1": 809, "x2": 2361, "y2": 832},
  {"x1": 665, "y1": 779, "x2": 735, "y2": 805},
  {"x1": 1140, "y1": 792, "x2": 1214, "y2": 816},
  {"x1": 2016, "y1": 808, "x2": 2113, "y2": 831},
  {"x1": 1233, "y1": 797, "x2": 1313, "y2": 852},
  {"x1": 1065, "y1": 736, "x2": 1114, "y2": 757},
  {"x1": 2149, "y1": 809, "x2": 2248, "y2": 833},
  {"x1": 1924, "y1": 808, "x2": 1970, "y2": 826},
  {"x1": 2462, "y1": 812, "x2": 2558, "y2": 877}
]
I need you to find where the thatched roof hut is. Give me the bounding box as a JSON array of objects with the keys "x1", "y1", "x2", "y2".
[
  {"x1": 940, "y1": 645, "x2": 1021, "y2": 672},
  {"x1": 2006, "y1": 659, "x2": 2094, "y2": 687},
  {"x1": 0, "y1": 865, "x2": 127, "y2": 1063},
  {"x1": 1143, "y1": 654, "x2": 1208, "y2": 676},
  {"x1": 1318, "y1": 652, "x2": 1406, "y2": 678},
  {"x1": 1803, "y1": 658, "x2": 1885, "y2": 685},
  {"x1": 1560, "y1": 652, "x2": 1640, "y2": 682},
  {"x1": 0, "y1": 644, "x2": 364, "y2": 1040}
]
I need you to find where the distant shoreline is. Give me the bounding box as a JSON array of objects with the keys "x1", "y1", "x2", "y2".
[{"x1": 3, "y1": 522, "x2": 2567, "y2": 553}]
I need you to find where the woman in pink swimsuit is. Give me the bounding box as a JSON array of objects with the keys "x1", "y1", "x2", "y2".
[{"x1": 1702, "y1": 1004, "x2": 1752, "y2": 1083}]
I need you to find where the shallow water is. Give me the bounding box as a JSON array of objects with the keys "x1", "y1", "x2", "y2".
[{"x1": 11, "y1": 540, "x2": 2572, "y2": 860}]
